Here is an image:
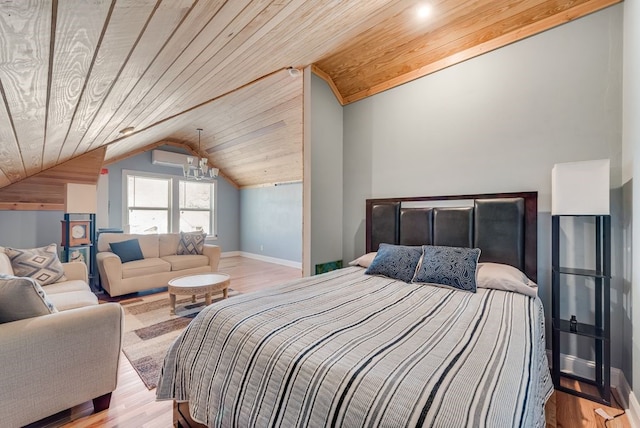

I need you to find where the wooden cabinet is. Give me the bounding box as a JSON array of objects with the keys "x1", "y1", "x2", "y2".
[{"x1": 551, "y1": 215, "x2": 610, "y2": 404}]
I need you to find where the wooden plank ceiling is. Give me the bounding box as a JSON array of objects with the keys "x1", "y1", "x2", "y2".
[
  {"x1": 0, "y1": 0, "x2": 619, "y2": 191},
  {"x1": 0, "y1": 147, "x2": 105, "y2": 210}
]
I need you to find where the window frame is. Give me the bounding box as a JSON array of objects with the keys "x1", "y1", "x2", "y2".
[
  {"x1": 122, "y1": 169, "x2": 217, "y2": 238},
  {"x1": 177, "y1": 178, "x2": 217, "y2": 237}
]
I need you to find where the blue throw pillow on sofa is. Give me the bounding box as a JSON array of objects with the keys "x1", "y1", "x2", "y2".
[
  {"x1": 364, "y1": 243, "x2": 423, "y2": 283},
  {"x1": 109, "y1": 239, "x2": 144, "y2": 263}
]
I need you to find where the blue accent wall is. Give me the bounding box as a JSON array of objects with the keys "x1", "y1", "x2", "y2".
[
  {"x1": 0, "y1": 210, "x2": 64, "y2": 249},
  {"x1": 240, "y1": 183, "x2": 302, "y2": 263}
]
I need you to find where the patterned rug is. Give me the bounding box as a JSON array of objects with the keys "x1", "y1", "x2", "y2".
[{"x1": 120, "y1": 289, "x2": 239, "y2": 389}]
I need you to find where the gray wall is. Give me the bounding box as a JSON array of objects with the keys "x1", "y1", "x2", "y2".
[
  {"x1": 622, "y1": 179, "x2": 633, "y2": 388},
  {"x1": 105, "y1": 147, "x2": 240, "y2": 253},
  {"x1": 342, "y1": 5, "x2": 626, "y2": 371},
  {"x1": 307, "y1": 73, "x2": 344, "y2": 271},
  {"x1": 624, "y1": 0, "x2": 640, "y2": 397},
  {"x1": 0, "y1": 211, "x2": 64, "y2": 249},
  {"x1": 240, "y1": 183, "x2": 302, "y2": 262}
]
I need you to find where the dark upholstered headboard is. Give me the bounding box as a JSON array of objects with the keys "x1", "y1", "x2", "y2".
[{"x1": 365, "y1": 192, "x2": 538, "y2": 282}]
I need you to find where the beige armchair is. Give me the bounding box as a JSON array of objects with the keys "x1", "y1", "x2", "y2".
[{"x1": 0, "y1": 252, "x2": 124, "y2": 427}]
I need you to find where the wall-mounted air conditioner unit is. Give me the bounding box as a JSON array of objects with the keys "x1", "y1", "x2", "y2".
[{"x1": 151, "y1": 150, "x2": 191, "y2": 168}]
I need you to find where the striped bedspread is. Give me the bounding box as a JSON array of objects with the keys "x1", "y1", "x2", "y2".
[{"x1": 157, "y1": 267, "x2": 553, "y2": 427}]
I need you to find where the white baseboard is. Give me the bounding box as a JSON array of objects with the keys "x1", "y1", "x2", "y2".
[
  {"x1": 221, "y1": 251, "x2": 302, "y2": 269},
  {"x1": 220, "y1": 251, "x2": 241, "y2": 258},
  {"x1": 237, "y1": 251, "x2": 302, "y2": 269},
  {"x1": 629, "y1": 391, "x2": 640, "y2": 428},
  {"x1": 614, "y1": 366, "x2": 633, "y2": 410},
  {"x1": 546, "y1": 350, "x2": 639, "y2": 427}
]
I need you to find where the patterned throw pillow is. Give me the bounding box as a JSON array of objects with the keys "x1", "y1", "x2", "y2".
[
  {"x1": 0, "y1": 274, "x2": 57, "y2": 323},
  {"x1": 412, "y1": 245, "x2": 481, "y2": 292},
  {"x1": 177, "y1": 232, "x2": 207, "y2": 255},
  {"x1": 5, "y1": 244, "x2": 67, "y2": 286},
  {"x1": 364, "y1": 244, "x2": 423, "y2": 283}
]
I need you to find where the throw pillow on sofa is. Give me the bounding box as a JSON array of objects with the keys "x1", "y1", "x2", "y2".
[
  {"x1": 177, "y1": 232, "x2": 207, "y2": 255},
  {"x1": 4, "y1": 243, "x2": 67, "y2": 286},
  {"x1": 0, "y1": 274, "x2": 57, "y2": 323},
  {"x1": 109, "y1": 239, "x2": 144, "y2": 263}
]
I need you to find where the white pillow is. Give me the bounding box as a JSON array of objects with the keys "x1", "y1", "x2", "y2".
[
  {"x1": 0, "y1": 274, "x2": 57, "y2": 323},
  {"x1": 476, "y1": 262, "x2": 538, "y2": 297},
  {"x1": 348, "y1": 252, "x2": 377, "y2": 268}
]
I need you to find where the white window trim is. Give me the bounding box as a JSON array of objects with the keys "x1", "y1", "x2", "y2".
[{"x1": 122, "y1": 169, "x2": 217, "y2": 237}]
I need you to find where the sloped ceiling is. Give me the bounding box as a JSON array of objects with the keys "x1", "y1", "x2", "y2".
[
  {"x1": 0, "y1": 0, "x2": 620, "y2": 191},
  {"x1": 104, "y1": 69, "x2": 302, "y2": 188},
  {"x1": 0, "y1": 147, "x2": 105, "y2": 210}
]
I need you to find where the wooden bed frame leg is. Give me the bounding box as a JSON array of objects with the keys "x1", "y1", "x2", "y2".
[{"x1": 92, "y1": 392, "x2": 112, "y2": 413}]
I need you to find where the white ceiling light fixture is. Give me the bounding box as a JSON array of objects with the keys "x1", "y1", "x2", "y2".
[
  {"x1": 183, "y1": 128, "x2": 218, "y2": 180},
  {"x1": 119, "y1": 126, "x2": 135, "y2": 136}
]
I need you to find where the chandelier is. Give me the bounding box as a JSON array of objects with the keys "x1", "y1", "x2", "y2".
[{"x1": 183, "y1": 128, "x2": 219, "y2": 180}]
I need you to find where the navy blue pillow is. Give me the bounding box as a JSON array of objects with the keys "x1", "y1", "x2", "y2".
[
  {"x1": 364, "y1": 244, "x2": 423, "y2": 283},
  {"x1": 412, "y1": 245, "x2": 481, "y2": 292},
  {"x1": 109, "y1": 239, "x2": 144, "y2": 263}
]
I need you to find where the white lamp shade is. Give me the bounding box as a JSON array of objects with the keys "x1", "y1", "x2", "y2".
[
  {"x1": 551, "y1": 159, "x2": 610, "y2": 215},
  {"x1": 65, "y1": 183, "x2": 97, "y2": 213}
]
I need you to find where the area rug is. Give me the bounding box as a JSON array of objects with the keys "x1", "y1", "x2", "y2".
[{"x1": 121, "y1": 290, "x2": 239, "y2": 389}]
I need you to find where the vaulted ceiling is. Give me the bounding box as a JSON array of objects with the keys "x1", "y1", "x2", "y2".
[{"x1": 0, "y1": 0, "x2": 619, "y2": 193}]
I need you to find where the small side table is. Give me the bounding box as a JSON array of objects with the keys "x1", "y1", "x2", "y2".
[{"x1": 167, "y1": 273, "x2": 230, "y2": 315}]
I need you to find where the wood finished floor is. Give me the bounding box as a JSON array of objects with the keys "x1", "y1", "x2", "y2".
[
  {"x1": 27, "y1": 257, "x2": 631, "y2": 428},
  {"x1": 553, "y1": 378, "x2": 631, "y2": 428}
]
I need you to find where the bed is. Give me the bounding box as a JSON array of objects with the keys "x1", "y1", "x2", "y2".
[{"x1": 157, "y1": 192, "x2": 553, "y2": 427}]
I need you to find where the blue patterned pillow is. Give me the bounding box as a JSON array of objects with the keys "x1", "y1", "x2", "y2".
[
  {"x1": 364, "y1": 244, "x2": 423, "y2": 283},
  {"x1": 412, "y1": 245, "x2": 481, "y2": 292}
]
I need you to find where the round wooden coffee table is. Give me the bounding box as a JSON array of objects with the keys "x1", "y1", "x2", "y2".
[{"x1": 167, "y1": 273, "x2": 230, "y2": 315}]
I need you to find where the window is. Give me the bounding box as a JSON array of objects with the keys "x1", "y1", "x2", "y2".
[
  {"x1": 127, "y1": 175, "x2": 170, "y2": 234},
  {"x1": 124, "y1": 171, "x2": 216, "y2": 236},
  {"x1": 179, "y1": 180, "x2": 213, "y2": 234}
]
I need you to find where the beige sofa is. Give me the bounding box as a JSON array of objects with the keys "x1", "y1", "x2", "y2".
[
  {"x1": 0, "y1": 251, "x2": 123, "y2": 428},
  {"x1": 96, "y1": 233, "x2": 221, "y2": 297}
]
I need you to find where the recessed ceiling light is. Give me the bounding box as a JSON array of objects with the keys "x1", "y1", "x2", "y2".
[
  {"x1": 119, "y1": 126, "x2": 135, "y2": 136},
  {"x1": 416, "y1": 4, "x2": 431, "y2": 19}
]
